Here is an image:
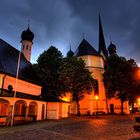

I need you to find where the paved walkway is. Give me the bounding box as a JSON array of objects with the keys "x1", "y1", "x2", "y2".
[{"x1": 0, "y1": 115, "x2": 140, "y2": 140}]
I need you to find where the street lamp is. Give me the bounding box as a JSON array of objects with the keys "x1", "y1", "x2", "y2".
[
  {"x1": 95, "y1": 95, "x2": 99, "y2": 118},
  {"x1": 138, "y1": 98, "x2": 140, "y2": 103}
]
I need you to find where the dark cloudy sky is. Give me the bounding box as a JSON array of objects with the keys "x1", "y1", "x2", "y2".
[{"x1": 0, "y1": 0, "x2": 140, "y2": 64}]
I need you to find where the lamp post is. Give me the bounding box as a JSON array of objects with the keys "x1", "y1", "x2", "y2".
[{"x1": 95, "y1": 95, "x2": 99, "y2": 118}]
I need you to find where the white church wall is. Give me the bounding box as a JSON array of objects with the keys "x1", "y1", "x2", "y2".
[
  {"x1": 1, "y1": 74, "x2": 41, "y2": 96},
  {"x1": 46, "y1": 102, "x2": 59, "y2": 119},
  {"x1": 0, "y1": 97, "x2": 47, "y2": 123}
]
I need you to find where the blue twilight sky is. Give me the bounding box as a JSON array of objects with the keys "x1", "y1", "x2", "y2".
[{"x1": 0, "y1": 0, "x2": 140, "y2": 65}]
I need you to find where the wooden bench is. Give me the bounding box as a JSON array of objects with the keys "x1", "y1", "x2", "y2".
[{"x1": 96, "y1": 111, "x2": 106, "y2": 115}]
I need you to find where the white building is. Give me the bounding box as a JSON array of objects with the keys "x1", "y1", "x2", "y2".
[{"x1": 0, "y1": 27, "x2": 69, "y2": 126}]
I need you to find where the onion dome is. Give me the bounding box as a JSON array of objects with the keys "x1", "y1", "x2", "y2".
[
  {"x1": 67, "y1": 49, "x2": 74, "y2": 57},
  {"x1": 108, "y1": 42, "x2": 116, "y2": 55},
  {"x1": 21, "y1": 27, "x2": 34, "y2": 42}
]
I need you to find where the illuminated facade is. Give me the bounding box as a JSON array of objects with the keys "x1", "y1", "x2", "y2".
[
  {"x1": 68, "y1": 16, "x2": 130, "y2": 115},
  {"x1": 0, "y1": 27, "x2": 69, "y2": 125},
  {"x1": 0, "y1": 17, "x2": 130, "y2": 126},
  {"x1": 69, "y1": 39, "x2": 130, "y2": 115}
]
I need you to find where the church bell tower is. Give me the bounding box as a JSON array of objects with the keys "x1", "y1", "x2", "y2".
[{"x1": 21, "y1": 25, "x2": 34, "y2": 62}]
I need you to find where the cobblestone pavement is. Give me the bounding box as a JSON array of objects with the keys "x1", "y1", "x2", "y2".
[{"x1": 0, "y1": 115, "x2": 140, "y2": 140}]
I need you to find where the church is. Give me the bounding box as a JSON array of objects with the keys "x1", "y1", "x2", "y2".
[
  {"x1": 67, "y1": 16, "x2": 130, "y2": 115},
  {"x1": 0, "y1": 16, "x2": 130, "y2": 125},
  {"x1": 0, "y1": 26, "x2": 69, "y2": 125}
]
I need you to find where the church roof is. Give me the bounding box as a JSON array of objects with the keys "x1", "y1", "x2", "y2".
[
  {"x1": 98, "y1": 15, "x2": 108, "y2": 58},
  {"x1": 0, "y1": 39, "x2": 40, "y2": 85},
  {"x1": 75, "y1": 39, "x2": 100, "y2": 57}
]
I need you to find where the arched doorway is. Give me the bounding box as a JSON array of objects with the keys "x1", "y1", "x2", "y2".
[
  {"x1": 110, "y1": 104, "x2": 114, "y2": 114},
  {"x1": 28, "y1": 102, "x2": 38, "y2": 115},
  {"x1": 0, "y1": 99, "x2": 10, "y2": 116},
  {"x1": 28, "y1": 102, "x2": 38, "y2": 121},
  {"x1": 14, "y1": 100, "x2": 27, "y2": 116}
]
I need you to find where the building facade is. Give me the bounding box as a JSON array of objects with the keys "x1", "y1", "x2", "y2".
[
  {"x1": 68, "y1": 16, "x2": 130, "y2": 115},
  {"x1": 0, "y1": 27, "x2": 69, "y2": 125},
  {"x1": 0, "y1": 17, "x2": 130, "y2": 126}
]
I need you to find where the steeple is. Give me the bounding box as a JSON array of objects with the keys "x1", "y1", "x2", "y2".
[
  {"x1": 98, "y1": 14, "x2": 108, "y2": 59},
  {"x1": 21, "y1": 24, "x2": 34, "y2": 62},
  {"x1": 67, "y1": 44, "x2": 74, "y2": 57}
]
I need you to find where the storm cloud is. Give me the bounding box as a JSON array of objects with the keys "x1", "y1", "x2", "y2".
[{"x1": 0, "y1": 0, "x2": 140, "y2": 64}]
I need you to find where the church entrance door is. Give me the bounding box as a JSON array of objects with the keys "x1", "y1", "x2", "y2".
[{"x1": 110, "y1": 104, "x2": 114, "y2": 114}]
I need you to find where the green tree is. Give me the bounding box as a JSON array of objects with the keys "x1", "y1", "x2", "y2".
[
  {"x1": 104, "y1": 55, "x2": 140, "y2": 114},
  {"x1": 33, "y1": 46, "x2": 64, "y2": 97},
  {"x1": 59, "y1": 56, "x2": 96, "y2": 116},
  {"x1": 125, "y1": 59, "x2": 140, "y2": 112}
]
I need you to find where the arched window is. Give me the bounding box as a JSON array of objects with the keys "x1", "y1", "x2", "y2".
[
  {"x1": 94, "y1": 79, "x2": 99, "y2": 95},
  {"x1": 28, "y1": 102, "x2": 38, "y2": 115},
  {"x1": 0, "y1": 99, "x2": 10, "y2": 116}
]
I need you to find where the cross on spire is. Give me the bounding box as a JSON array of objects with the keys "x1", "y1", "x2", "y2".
[
  {"x1": 28, "y1": 19, "x2": 30, "y2": 29},
  {"x1": 70, "y1": 43, "x2": 72, "y2": 51},
  {"x1": 109, "y1": 34, "x2": 111, "y2": 42}
]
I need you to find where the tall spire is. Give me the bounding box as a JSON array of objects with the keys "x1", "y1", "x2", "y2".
[{"x1": 98, "y1": 14, "x2": 108, "y2": 58}]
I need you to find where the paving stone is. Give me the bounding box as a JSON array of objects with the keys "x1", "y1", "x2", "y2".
[{"x1": 0, "y1": 115, "x2": 139, "y2": 140}]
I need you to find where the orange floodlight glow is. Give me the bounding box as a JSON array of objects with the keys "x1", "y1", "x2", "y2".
[{"x1": 95, "y1": 95, "x2": 99, "y2": 100}]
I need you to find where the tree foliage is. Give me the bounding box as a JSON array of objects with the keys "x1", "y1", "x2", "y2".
[
  {"x1": 59, "y1": 56, "x2": 96, "y2": 115},
  {"x1": 124, "y1": 59, "x2": 140, "y2": 111},
  {"x1": 104, "y1": 54, "x2": 140, "y2": 114},
  {"x1": 33, "y1": 46, "x2": 64, "y2": 97},
  {"x1": 33, "y1": 46, "x2": 96, "y2": 113}
]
